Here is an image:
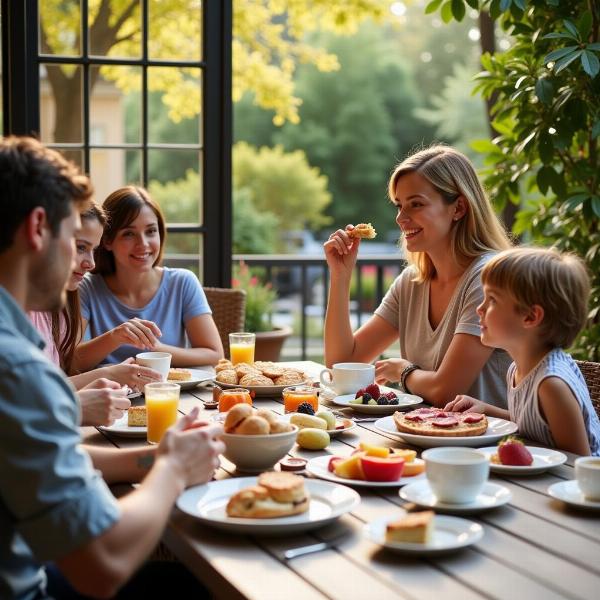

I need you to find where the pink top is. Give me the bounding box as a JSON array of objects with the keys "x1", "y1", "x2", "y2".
[{"x1": 28, "y1": 311, "x2": 61, "y2": 366}]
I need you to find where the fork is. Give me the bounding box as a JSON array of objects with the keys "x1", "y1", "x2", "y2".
[{"x1": 331, "y1": 410, "x2": 377, "y2": 423}]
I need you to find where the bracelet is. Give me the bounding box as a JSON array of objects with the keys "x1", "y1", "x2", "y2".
[{"x1": 400, "y1": 363, "x2": 421, "y2": 394}]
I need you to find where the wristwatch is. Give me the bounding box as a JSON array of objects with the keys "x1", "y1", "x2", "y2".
[{"x1": 400, "y1": 363, "x2": 421, "y2": 394}]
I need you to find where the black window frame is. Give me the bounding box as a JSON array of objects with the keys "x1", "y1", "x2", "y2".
[{"x1": 1, "y1": 0, "x2": 232, "y2": 286}]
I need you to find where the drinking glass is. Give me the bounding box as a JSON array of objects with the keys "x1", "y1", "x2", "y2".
[
  {"x1": 229, "y1": 332, "x2": 255, "y2": 365},
  {"x1": 283, "y1": 385, "x2": 319, "y2": 413},
  {"x1": 145, "y1": 382, "x2": 180, "y2": 444}
]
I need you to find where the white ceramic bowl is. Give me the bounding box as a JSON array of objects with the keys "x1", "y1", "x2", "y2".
[{"x1": 222, "y1": 425, "x2": 299, "y2": 472}]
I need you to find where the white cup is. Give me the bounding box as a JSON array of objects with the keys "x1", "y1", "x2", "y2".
[
  {"x1": 422, "y1": 447, "x2": 489, "y2": 504},
  {"x1": 319, "y1": 362, "x2": 375, "y2": 395},
  {"x1": 136, "y1": 351, "x2": 172, "y2": 381},
  {"x1": 575, "y1": 456, "x2": 600, "y2": 501}
]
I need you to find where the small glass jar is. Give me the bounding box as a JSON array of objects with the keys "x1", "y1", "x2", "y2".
[
  {"x1": 283, "y1": 385, "x2": 319, "y2": 413},
  {"x1": 218, "y1": 388, "x2": 252, "y2": 412}
]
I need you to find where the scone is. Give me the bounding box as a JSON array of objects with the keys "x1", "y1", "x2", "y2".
[
  {"x1": 168, "y1": 368, "x2": 192, "y2": 381},
  {"x1": 385, "y1": 511, "x2": 434, "y2": 544},
  {"x1": 348, "y1": 223, "x2": 377, "y2": 239},
  {"x1": 226, "y1": 472, "x2": 310, "y2": 518},
  {"x1": 216, "y1": 369, "x2": 238, "y2": 385},
  {"x1": 127, "y1": 406, "x2": 147, "y2": 427}
]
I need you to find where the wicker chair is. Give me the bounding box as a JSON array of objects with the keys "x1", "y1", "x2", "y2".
[
  {"x1": 576, "y1": 360, "x2": 600, "y2": 419},
  {"x1": 204, "y1": 287, "x2": 246, "y2": 356}
]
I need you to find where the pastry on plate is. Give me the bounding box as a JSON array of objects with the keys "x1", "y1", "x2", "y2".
[
  {"x1": 168, "y1": 368, "x2": 192, "y2": 381},
  {"x1": 127, "y1": 406, "x2": 147, "y2": 427},
  {"x1": 385, "y1": 511, "x2": 434, "y2": 544},
  {"x1": 348, "y1": 223, "x2": 377, "y2": 239},
  {"x1": 226, "y1": 472, "x2": 310, "y2": 518}
]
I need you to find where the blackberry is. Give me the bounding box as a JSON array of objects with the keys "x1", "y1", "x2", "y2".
[
  {"x1": 362, "y1": 393, "x2": 372, "y2": 401},
  {"x1": 388, "y1": 398, "x2": 399, "y2": 405},
  {"x1": 376, "y1": 397, "x2": 389, "y2": 406},
  {"x1": 297, "y1": 402, "x2": 315, "y2": 415}
]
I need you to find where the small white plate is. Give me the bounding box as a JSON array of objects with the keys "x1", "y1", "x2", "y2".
[
  {"x1": 306, "y1": 455, "x2": 426, "y2": 488},
  {"x1": 400, "y1": 480, "x2": 512, "y2": 513},
  {"x1": 176, "y1": 477, "x2": 361, "y2": 535},
  {"x1": 548, "y1": 480, "x2": 600, "y2": 509},
  {"x1": 332, "y1": 391, "x2": 422, "y2": 415},
  {"x1": 169, "y1": 368, "x2": 214, "y2": 390},
  {"x1": 375, "y1": 416, "x2": 518, "y2": 448},
  {"x1": 479, "y1": 446, "x2": 567, "y2": 475},
  {"x1": 98, "y1": 413, "x2": 146, "y2": 438},
  {"x1": 364, "y1": 514, "x2": 483, "y2": 555},
  {"x1": 281, "y1": 413, "x2": 357, "y2": 437}
]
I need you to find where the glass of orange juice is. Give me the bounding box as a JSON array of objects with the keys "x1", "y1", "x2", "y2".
[
  {"x1": 145, "y1": 382, "x2": 180, "y2": 444},
  {"x1": 229, "y1": 332, "x2": 255, "y2": 365},
  {"x1": 218, "y1": 388, "x2": 253, "y2": 412},
  {"x1": 283, "y1": 385, "x2": 319, "y2": 413}
]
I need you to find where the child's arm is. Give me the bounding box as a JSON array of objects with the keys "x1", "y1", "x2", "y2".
[
  {"x1": 538, "y1": 377, "x2": 591, "y2": 456},
  {"x1": 444, "y1": 395, "x2": 510, "y2": 419}
]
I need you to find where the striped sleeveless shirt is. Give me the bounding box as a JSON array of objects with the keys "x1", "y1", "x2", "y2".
[{"x1": 507, "y1": 349, "x2": 600, "y2": 456}]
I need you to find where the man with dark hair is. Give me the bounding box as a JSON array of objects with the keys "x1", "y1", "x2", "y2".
[{"x1": 0, "y1": 137, "x2": 224, "y2": 599}]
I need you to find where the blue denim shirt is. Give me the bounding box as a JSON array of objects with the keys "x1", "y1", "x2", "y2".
[{"x1": 0, "y1": 287, "x2": 120, "y2": 600}]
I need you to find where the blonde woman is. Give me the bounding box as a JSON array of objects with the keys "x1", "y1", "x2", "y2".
[{"x1": 324, "y1": 145, "x2": 512, "y2": 407}]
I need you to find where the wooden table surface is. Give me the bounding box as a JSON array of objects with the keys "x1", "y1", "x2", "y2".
[{"x1": 81, "y1": 362, "x2": 600, "y2": 600}]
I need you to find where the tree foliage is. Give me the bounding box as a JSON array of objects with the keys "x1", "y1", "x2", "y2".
[{"x1": 427, "y1": 0, "x2": 600, "y2": 359}]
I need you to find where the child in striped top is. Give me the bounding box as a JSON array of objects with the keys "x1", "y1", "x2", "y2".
[{"x1": 444, "y1": 247, "x2": 600, "y2": 456}]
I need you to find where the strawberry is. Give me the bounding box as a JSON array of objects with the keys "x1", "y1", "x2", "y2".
[
  {"x1": 384, "y1": 391, "x2": 397, "y2": 401},
  {"x1": 497, "y1": 437, "x2": 533, "y2": 466},
  {"x1": 355, "y1": 388, "x2": 365, "y2": 399},
  {"x1": 365, "y1": 383, "x2": 380, "y2": 399}
]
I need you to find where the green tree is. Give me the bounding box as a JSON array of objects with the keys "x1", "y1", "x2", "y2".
[{"x1": 427, "y1": 0, "x2": 600, "y2": 359}]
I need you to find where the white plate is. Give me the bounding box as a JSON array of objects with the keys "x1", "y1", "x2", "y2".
[
  {"x1": 400, "y1": 480, "x2": 511, "y2": 513},
  {"x1": 332, "y1": 391, "x2": 423, "y2": 415},
  {"x1": 169, "y1": 368, "x2": 214, "y2": 390},
  {"x1": 374, "y1": 415, "x2": 518, "y2": 448},
  {"x1": 478, "y1": 446, "x2": 567, "y2": 475},
  {"x1": 364, "y1": 514, "x2": 483, "y2": 555},
  {"x1": 306, "y1": 455, "x2": 426, "y2": 488},
  {"x1": 548, "y1": 480, "x2": 600, "y2": 509},
  {"x1": 281, "y1": 413, "x2": 357, "y2": 437},
  {"x1": 176, "y1": 477, "x2": 361, "y2": 535},
  {"x1": 213, "y1": 378, "x2": 313, "y2": 398},
  {"x1": 98, "y1": 412, "x2": 146, "y2": 438}
]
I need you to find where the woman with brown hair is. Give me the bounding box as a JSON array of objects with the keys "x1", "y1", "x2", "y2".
[
  {"x1": 73, "y1": 186, "x2": 223, "y2": 370},
  {"x1": 324, "y1": 145, "x2": 513, "y2": 408}
]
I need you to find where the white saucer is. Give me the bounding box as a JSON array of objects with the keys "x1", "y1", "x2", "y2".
[
  {"x1": 332, "y1": 391, "x2": 422, "y2": 415},
  {"x1": 479, "y1": 446, "x2": 567, "y2": 475},
  {"x1": 547, "y1": 480, "x2": 600, "y2": 509},
  {"x1": 98, "y1": 413, "x2": 146, "y2": 438},
  {"x1": 399, "y1": 480, "x2": 511, "y2": 513},
  {"x1": 281, "y1": 413, "x2": 357, "y2": 437},
  {"x1": 169, "y1": 368, "x2": 214, "y2": 390},
  {"x1": 306, "y1": 455, "x2": 426, "y2": 488},
  {"x1": 364, "y1": 514, "x2": 483, "y2": 555}
]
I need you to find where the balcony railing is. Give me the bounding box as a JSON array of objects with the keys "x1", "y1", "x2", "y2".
[{"x1": 165, "y1": 253, "x2": 406, "y2": 360}]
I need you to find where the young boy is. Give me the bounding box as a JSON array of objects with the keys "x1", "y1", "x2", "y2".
[{"x1": 444, "y1": 247, "x2": 600, "y2": 456}]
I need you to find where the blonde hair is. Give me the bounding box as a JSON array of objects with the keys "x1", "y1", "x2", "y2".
[
  {"x1": 481, "y1": 247, "x2": 590, "y2": 349},
  {"x1": 388, "y1": 145, "x2": 511, "y2": 281}
]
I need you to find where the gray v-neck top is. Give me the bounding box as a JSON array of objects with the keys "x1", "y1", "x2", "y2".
[{"x1": 374, "y1": 254, "x2": 510, "y2": 407}]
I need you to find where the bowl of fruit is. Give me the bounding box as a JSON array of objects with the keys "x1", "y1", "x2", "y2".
[{"x1": 331, "y1": 383, "x2": 423, "y2": 414}]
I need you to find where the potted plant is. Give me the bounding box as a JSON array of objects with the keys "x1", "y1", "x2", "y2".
[{"x1": 232, "y1": 261, "x2": 292, "y2": 362}]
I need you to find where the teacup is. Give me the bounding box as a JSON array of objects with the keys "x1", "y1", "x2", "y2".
[
  {"x1": 136, "y1": 351, "x2": 172, "y2": 381},
  {"x1": 575, "y1": 456, "x2": 600, "y2": 501},
  {"x1": 422, "y1": 447, "x2": 489, "y2": 504},
  {"x1": 319, "y1": 362, "x2": 375, "y2": 395}
]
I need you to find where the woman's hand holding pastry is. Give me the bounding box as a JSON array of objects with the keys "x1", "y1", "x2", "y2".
[
  {"x1": 443, "y1": 395, "x2": 486, "y2": 414},
  {"x1": 78, "y1": 378, "x2": 131, "y2": 426},
  {"x1": 374, "y1": 358, "x2": 408, "y2": 385},
  {"x1": 323, "y1": 226, "x2": 360, "y2": 278},
  {"x1": 110, "y1": 317, "x2": 162, "y2": 349}
]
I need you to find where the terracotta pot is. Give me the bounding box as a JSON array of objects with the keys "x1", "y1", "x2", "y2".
[{"x1": 254, "y1": 326, "x2": 293, "y2": 362}]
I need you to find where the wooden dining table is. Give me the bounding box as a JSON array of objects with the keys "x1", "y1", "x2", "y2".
[{"x1": 81, "y1": 361, "x2": 600, "y2": 600}]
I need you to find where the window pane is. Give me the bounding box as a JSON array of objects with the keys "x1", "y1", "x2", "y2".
[
  {"x1": 88, "y1": 0, "x2": 141, "y2": 58},
  {"x1": 90, "y1": 66, "x2": 141, "y2": 144},
  {"x1": 90, "y1": 149, "x2": 141, "y2": 204},
  {"x1": 40, "y1": 64, "x2": 83, "y2": 143},
  {"x1": 39, "y1": 0, "x2": 81, "y2": 56},
  {"x1": 149, "y1": 0, "x2": 202, "y2": 61},
  {"x1": 53, "y1": 148, "x2": 84, "y2": 171},
  {"x1": 163, "y1": 233, "x2": 201, "y2": 273},
  {"x1": 148, "y1": 68, "x2": 202, "y2": 144},
  {"x1": 148, "y1": 150, "x2": 202, "y2": 224}
]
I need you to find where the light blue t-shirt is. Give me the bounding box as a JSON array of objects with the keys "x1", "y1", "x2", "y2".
[
  {"x1": 79, "y1": 267, "x2": 211, "y2": 365},
  {"x1": 0, "y1": 286, "x2": 120, "y2": 600}
]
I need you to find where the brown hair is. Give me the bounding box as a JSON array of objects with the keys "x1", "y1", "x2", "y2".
[
  {"x1": 481, "y1": 246, "x2": 590, "y2": 349},
  {"x1": 388, "y1": 144, "x2": 511, "y2": 281},
  {"x1": 0, "y1": 136, "x2": 93, "y2": 253},
  {"x1": 54, "y1": 201, "x2": 107, "y2": 372},
  {"x1": 93, "y1": 186, "x2": 166, "y2": 276}
]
